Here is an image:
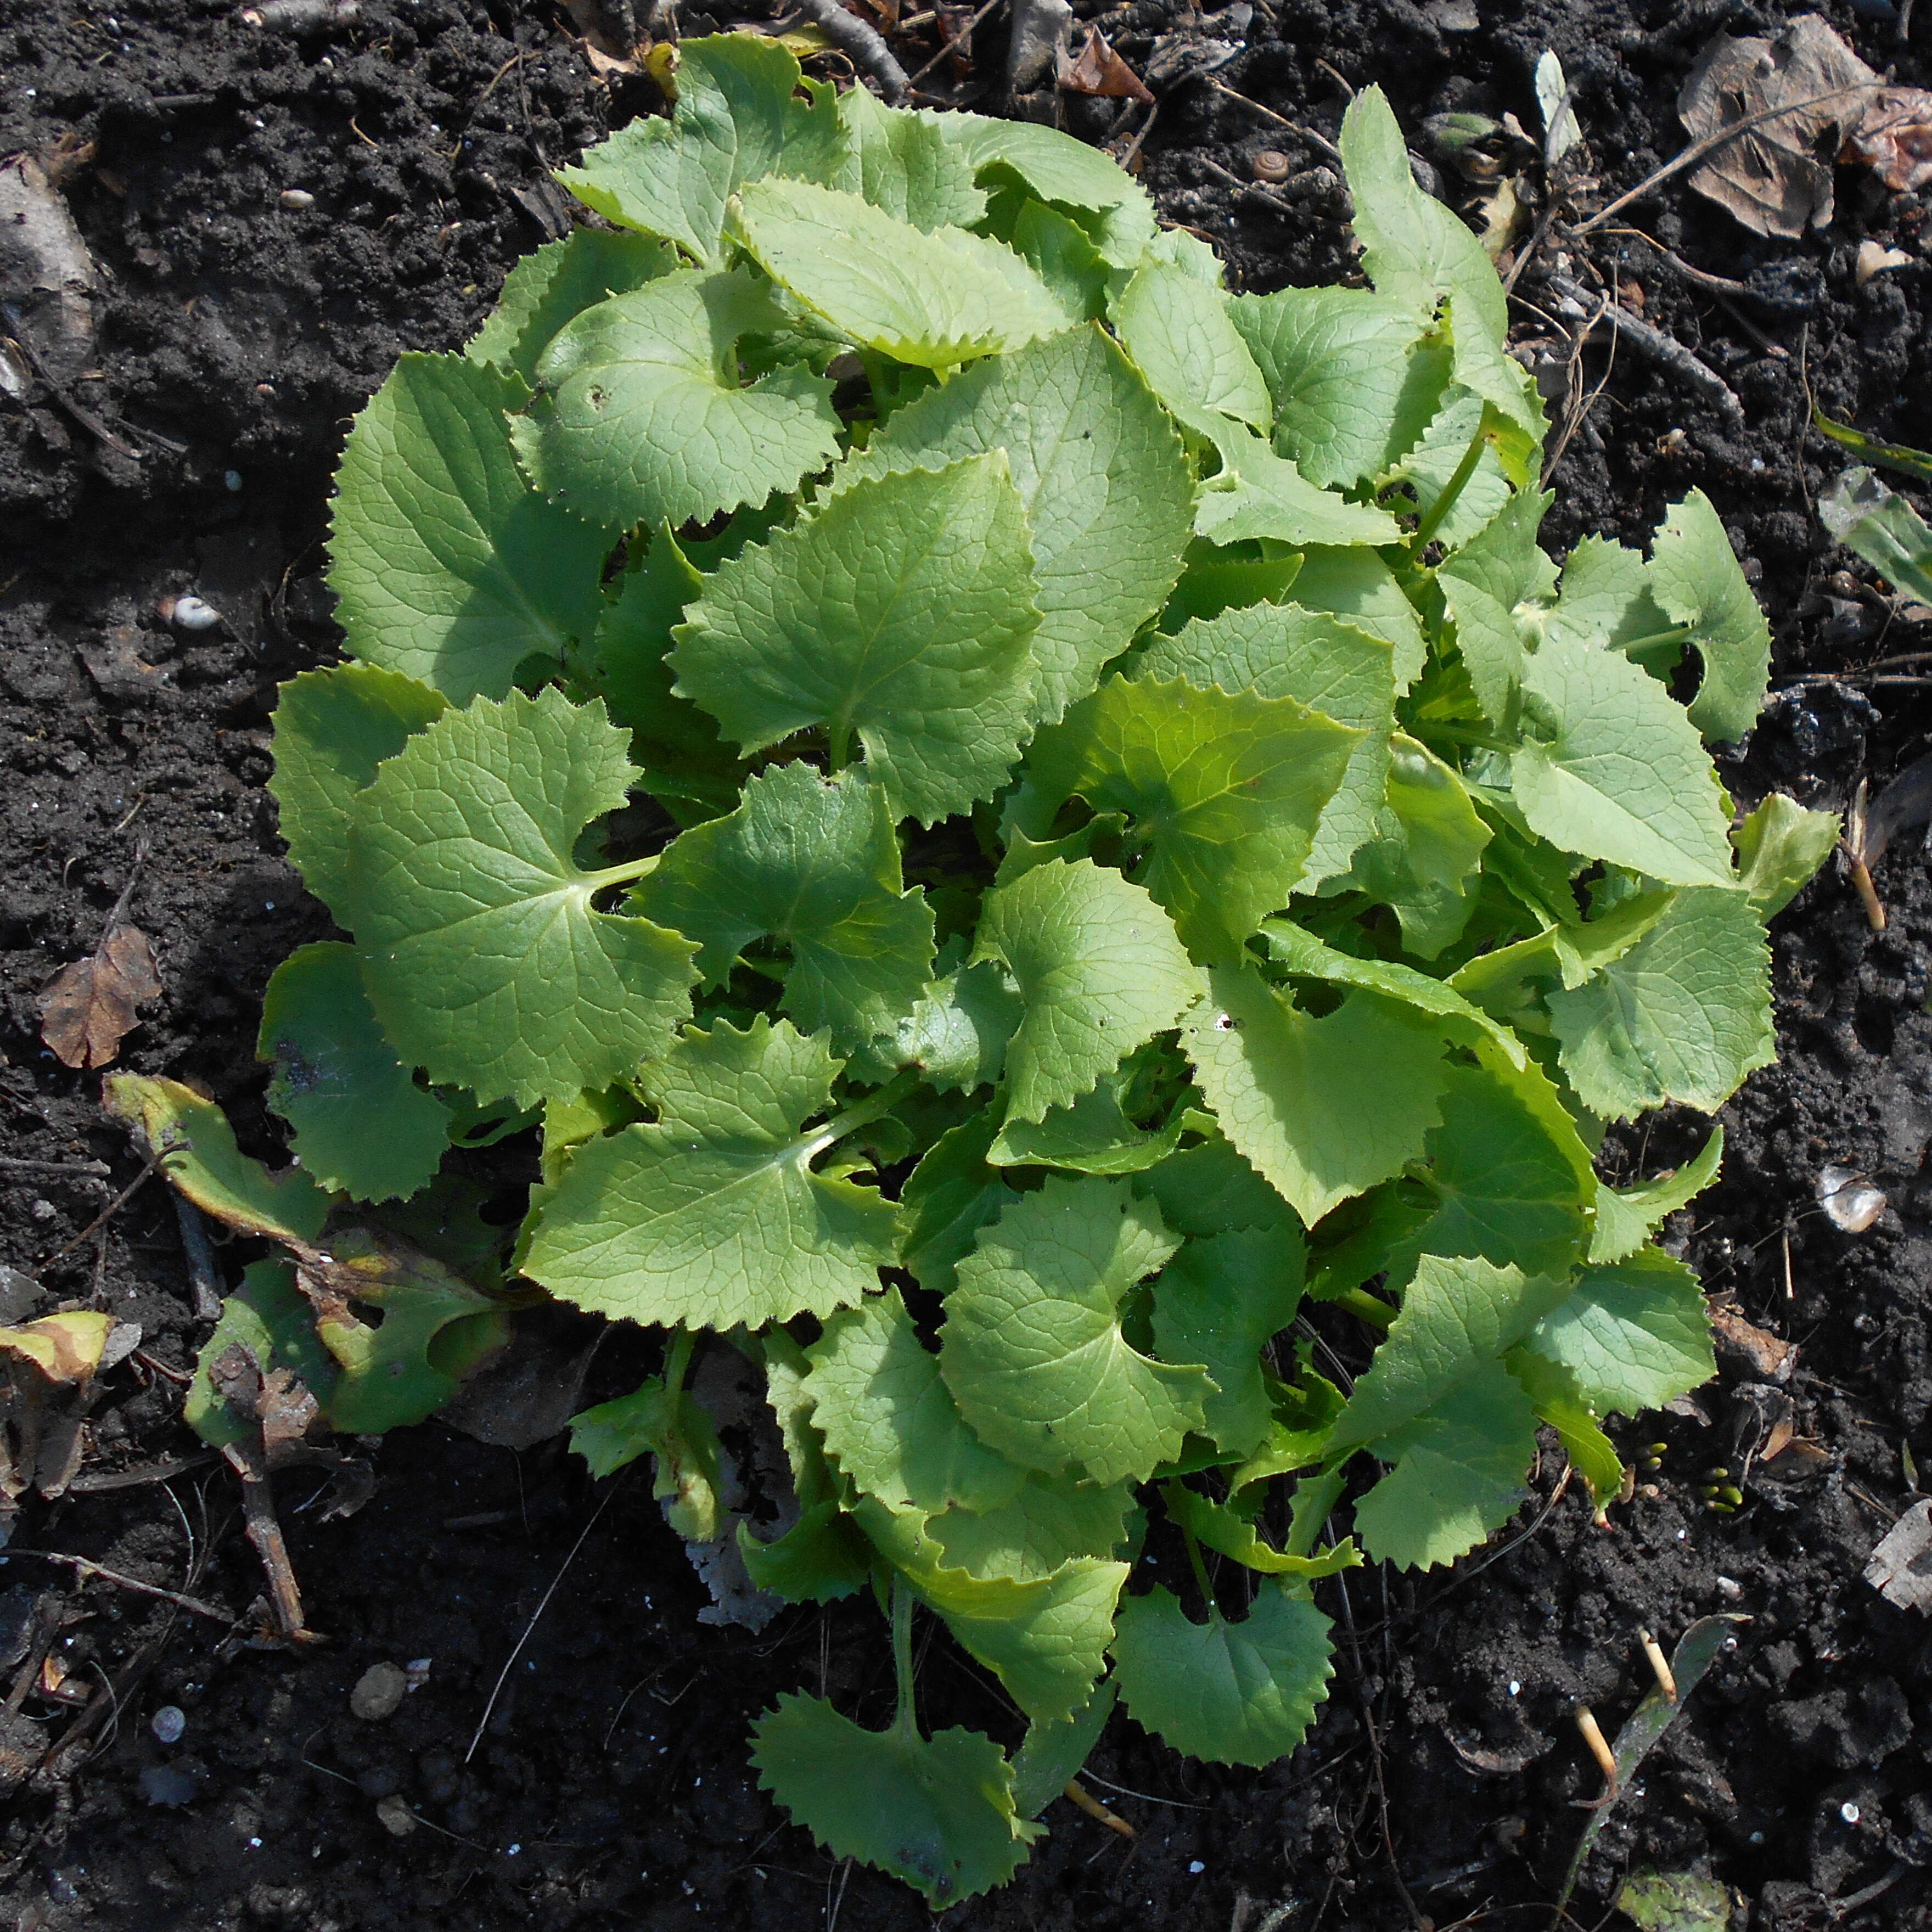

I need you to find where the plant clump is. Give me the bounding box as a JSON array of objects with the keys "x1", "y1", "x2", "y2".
[{"x1": 124, "y1": 37, "x2": 1837, "y2": 1902}]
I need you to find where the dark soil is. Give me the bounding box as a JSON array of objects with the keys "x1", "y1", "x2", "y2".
[{"x1": 2, "y1": 0, "x2": 1930, "y2": 1925}]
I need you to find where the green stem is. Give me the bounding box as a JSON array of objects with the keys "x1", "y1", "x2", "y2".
[
  {"x1": 890, "y1": 1574, "x2": 918, "y2": 1738},
  {"x1": 826, "y1": 721, "x2": 853, "y2": 772},
  {"x1": 812, "y1": 1069, "x2": 921, "y2": 1153},
  {"x1": 1180, "y1": 1524, "x2": 1216, "y2": 1616},
  {"x1": 1415, "y1": 723, "x2": 1514, "y2": 755},
  {"x1": 1616, "y1": 627, "x2": 1690, "y2": 655},
  {"x1": 662, "y1": 1326, "x2": 694, "y2": 1394},
  {"x1": 581, "y1": 852, "x2": 660, "y2": 891},
  {"x1": 1411, "y1": 402, "x2": 1496, "y2": 552},
  {"x1": 1331, "y1": 1286, "x2": 1396, "y2": 1333}
]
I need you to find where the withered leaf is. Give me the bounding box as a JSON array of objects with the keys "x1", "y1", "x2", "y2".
[
  {"x1": 39, "y1": 922, "x2": 161, "y2": 1070},
  {"x1": 1849, "y1": 91, "x2": 1932, "y2": 194},
  {"x1": 1677, "y1": 14, "x2": 1877, "y2": 238},
  {"x1": 1059, "y1": 26, "x2": 1154, "y2": 104}
]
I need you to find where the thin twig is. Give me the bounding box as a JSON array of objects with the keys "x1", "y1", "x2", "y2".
[
  {"x1": 68, "y1": 1450, "x2": 219, "y2": 1494},
  {"x1": 173, "y1": 1196, "x2": 223, "y2": 1322},
  {"x1": 1546, "y1": 270, "x2": 1744, "y2": 426},
  {"x1": 0, "y1": 1158, "x2": 110, "y2": 1181},
  {"x1": 1201, "y1": 78, "x2": 1343, "y2": 161},
  {"x1": 792, "y1": 0, "x2": 910, "y2": 102},
  {"x1": 1572, "y1": 82, "x2": 1886, "y2": 237},
  {"x1": 902, "y1": 0, "x2": 1002, "y2": 89},
  {"x1": 39, "y1": 1148, "x2": 162, "y2": 1265},
  {"x1": 3, "y1": 1548, "x2": 235, "y2": 1624},
  {"x1": 0, "y1": 301, "x2": 144, "y2": 460},
  {"x1": 465, "y1": 1478, "x2": 624, "y2": 1762}
]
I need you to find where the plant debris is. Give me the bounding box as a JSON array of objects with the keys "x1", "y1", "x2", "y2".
[
  {"x1": 1818, "y1": 1162, "x2": 1888, "y2": 1232},
  {"x1": 1677, "y1": 14, "x2": 1932, "y2": 238},
  {"x1": 37, "y1": 851, "x2": 159, "y2": 1071},
  {"x1": 1866, "y1": 1498, "x2": 1932, "y2": 1613},
  {"x1": 1059, "y1": 26, "x2": 1154, "y2": 104}
]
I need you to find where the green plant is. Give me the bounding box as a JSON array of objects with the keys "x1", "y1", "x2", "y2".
[{"x1": 139, "y1": 40, "x2": 1836, "y2": 1901}]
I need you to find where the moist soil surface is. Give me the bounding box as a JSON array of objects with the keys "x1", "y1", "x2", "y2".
[{"x1": 2, "y1": 0, "x2": 1931, "y2": 1926}]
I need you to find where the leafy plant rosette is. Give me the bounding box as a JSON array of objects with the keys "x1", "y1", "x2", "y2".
[{"x1": 120, "y1": 38, "x2": 1839, "y2": 1904}]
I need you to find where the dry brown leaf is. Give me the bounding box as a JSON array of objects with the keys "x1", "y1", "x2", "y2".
[
  {"x1": 38, "y1": 920, "x2": 161, "y2": 1070},
  {"x1": 1849, "y1": 89, "x2": 1932, "y2": 193},
  {"x1": 1677, "y1": 13, "x2": 1877, "y2": 238},
  {"x1": 1059, "y1": 25, "x2": 1154, "y2": 104}
]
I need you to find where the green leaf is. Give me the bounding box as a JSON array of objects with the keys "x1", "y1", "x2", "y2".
[
  {"x1": 670, "y1": 453, "x2": 1042, "y2": 824},
  {"x1": 1257, "y1": 918, "x2": 1525, "y2": 1068},
  {"x1": 1438, "y1": 487, "x2": 1554, "y2": 725},
  {"x1": 1648, "y1": 490, "x2": 1771, "y2": 743},
  {"x1": 1338, "y1": 735, "x2": 1492, "y2": 957},
  {"x1": 751, "y1": 1694, "x2": 1039, "y2": 1907},
  {"x1": 1543, "y1": 532, "x2": 1678, "y2": 668},
  {"x1": 1134, "y1": 1133, "x2": 1295, "y2": 1239},
  {"x1": 989, "y1": 1073, "x2": 1186, "y2": 1175},
  {"x1": 843, "y1": 325, "x2": 1195, "y2": 722},
  {"x1": 523, "y1": 1016, "x2": 900, "y2": 1330},
  {"x1": 1507, "y1": 1346, "x2": 1625, "y2": 1504},
  {"x1": 1329, "y1": 1253, "x2": 1571, "y2": 1451},
  {"x1": 328, "y1": 353, "x2": 611, "y2": 704},
  {"x1": 833, "y1": 81, "x2": 986, "y2": 229},
  {"x1": 1027, "y1": 676, "x2": 1361, "y2": 961},
  {"x1": 733, "y1": 178, "x2": 1069, "y2": 368},
  {"x1": 1193, "y1": 420, "x2": 1403, "y2": 550},
  {"x1": 1010, "y1": 1681, "x2": 1117, "y2": 1818},
  {"x1": 1593, "y1": 1127, "x2": 1723, "y2": 1263},
  {"x1": 901, "y1": 1114, "x2": 1020, "y2": 1296},
  {"x1": 1821, "y1": 465, "x2": 1932, "y2": 606},
  {"x1": 306, "y1": 1228, "x2": 509, "y2": 1434},
  {"x1": 269, "y1": 664, "x2": 448, "y2": 922},
  {"x1": 186, "y1": 1260, "x2": 340, "y2": 1449},
  {"x1": 1338, "y1": 87, "x2": 1541, "y2": 454},
  {"x1": 929, "y1": 1469, "x2": 1136, "y2": 1582},
  {"x1": 1349, "y1": 1360, "x2": 1538, "y2": 1569},
  {"x1": 571, "y1": 525, "x2": 746, "y2": 826},
  {"x1": 512, "y1": 267, "x2": 843, "y2": 535},
  {"x1": 1401, "y1": 1059, "x2": 1593, "y2": 1278},
  {"x1": 1136, "y1": 602, "x2": 1397, "y2": 887},
  {"x1": 349, "y1": 686, "x2": 699, "y2": 1108},
  {"x1": 1229, "y1": 284, "x2": 1442, "y2": 487},
  {"x1": 103, "y1": 1074, "x2": 331, "y2": 1245},
  {"x1": 1110, "y1": 1582, "x2": 1333, "y2": 1767},
  {"x1": 804, "y1": 1287, "x2": 1025, "y2": 1515},
  {"x1": 569, "y1": 1374, "x2": 726, "y2": 1540},
  {"x1": 859, "y1": 1498, "x2": 1126, "y2": 1721},
  {"x1": 972, "y1": 859, "x2": 1201, "y2": 1125},
  {"x1": 739, "y1": 1499, "x2": 873, "y2": 1604},
  {"x1": 466, "y1": 226, "x2": 679, "y2": 383},
  {"x1": 941, "y1": 1176, "x2": 1208, "y2": 1486},
  {"x1": 556, "y1": 33, "x2": 843, "y2": 264},
  {"x1": 1525, "y1": 1246, "x2": 1715, "y2": 1418},
  {"x1": 1733, "y1": 792, "x2": 1840, "y2": 920},
  {"x1": 1153, "y1": 1225, "x2": 1305, "y2": 1457},
  {"x1": 1111, "y1": 260, "x2": 1270, "y2": 431},
  {"x1": 259, "y1": 942, "x2": 450, "y2": 1203},
  {"x1": 1160, "y1": 1483, "x2": 1358, "y2": 1578},
  {"x1": 1547, "y1": 888, "x2": 1773, "y2": 1120},
  {"x1": 1183, "y1": 964, "x2": 1452, "y2": 1225},
  {"x1": 635, "y1": 763, "x2": 934, "y2": 1054},
  {"x1": 883, "y1": 961, "x2": 1023, "y2": 1094},
  {"x1": 1513, "y1": 631, "x2": 1739, "y2": 888},
  {"x1": 1010, "y1": 200, "x2": 1110, "y2": 322},
  {"x1": 1288, "y1": 547, "x2": 1429, "y2": 689},
  {"x1": 1394, "y1": 388, "x2": 1513, "y2": 548},
  {"x1": 937, "y1": 111, "x2": 1157, "y2": 263}
]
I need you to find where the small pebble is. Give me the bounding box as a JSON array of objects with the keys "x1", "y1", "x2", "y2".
[
  {"x1": 223, "y1": 469, "x2": 244, "y2": 492},
  {"x1": 166, "y1": 594, "x2": 222, "y2": 632},
  {"x1": 1716, "y1": 1575, "x2": 1743, "y2": 1599},
  {"x1": 375, "y1": 1794, "x2": 417, "y2": 1838},
  {"x1": 1187, "y1": 1861, "x2": 1205, "y2": 1875},
  {"x1": 1841, "y1": 1801, "x2": 1862, "y2": 1825},
  {"x1": 403, "y1": 1658, "x2": 433, "y2": 1691},
  {"x1": 150, "y1": 1704, "x2": 186, "y2": 1744},
  {"x1": 350, "y1": 1661, "x2": 408, "y2": 1722},
  {"x1": 279, "y1": 188, "x2": 315, "y2": 210}
]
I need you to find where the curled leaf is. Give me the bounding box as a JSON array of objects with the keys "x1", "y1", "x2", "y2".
[{"x1": 39, "y1": 922, "x2": 160, "y2": 1071}]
